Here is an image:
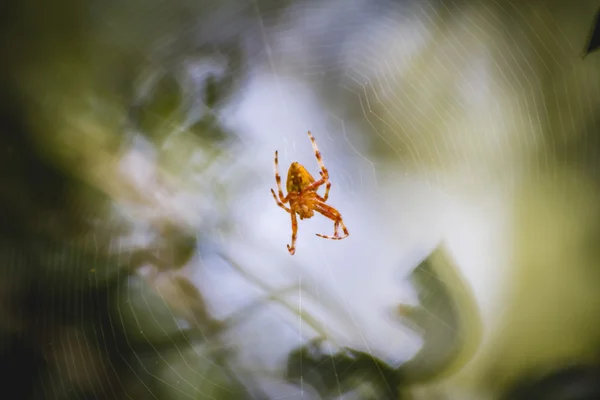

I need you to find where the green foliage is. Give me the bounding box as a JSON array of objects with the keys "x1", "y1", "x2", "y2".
[
  {"x1": 398, "y1": 244, "x2": 482, "y2": 384},
  {"x1": 286, "y1": 338, "x2": 402, "y2": 399}
]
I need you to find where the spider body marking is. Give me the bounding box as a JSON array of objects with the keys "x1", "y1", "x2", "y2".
[
  {"x1": 270, "y1": 131, "x2": 349, "y2": 255},
  {"x1": 286, "y1": 162, "x2": 317, "y2": 219},
  {"x1": 286, "y1": 162, "x2": 315, "y2": 193}
]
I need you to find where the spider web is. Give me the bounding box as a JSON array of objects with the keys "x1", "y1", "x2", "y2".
[{"x1": 6, "y1": 0, "x2": 600, "y2": 399}]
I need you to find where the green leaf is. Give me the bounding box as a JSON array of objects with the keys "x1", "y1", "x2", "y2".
[
  {"x1": 396, "y1": 243, "x2": 483, "y2": 384},
  {"x1": 135, "y1": 72, "x2": 185, "y2": 141},
  {"x1": 286, "y1": 338, "x2": 402, "y2": 399}
]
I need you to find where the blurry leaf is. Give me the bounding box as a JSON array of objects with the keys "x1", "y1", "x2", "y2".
[
  {"x1": 156, "y1": 275, "x2": 223, "y2": 334},
  {"x1": 396, "y1": 243, "x2": 482, "y2": 384},
  {"x1": 286, "y1": 338, "x2": 402, "y2": 399},
  {"x1": 155, "y1": 222, "x2": 198, "y2": 271},
  {"x1": 135, "y1": 72, "x2": 185, "y2": 141},
  {"x1": 501, "y1": 364, "x2": 600, "y2": 400},
  {"x1": 188, "y1": 114, "x2": 229, "y2": 143},
  {"x1": 152, "y1": 345, "x2": 268, "y2": 400},
  {"x1": 582, "y1": 7, "x2": 600, "y2": 58},
  {"x1": 116, "y1": 275, "x2": 187, "y2": 342},
  {"x1": 200, "y1": 40, "x2": 244, "y2": 111},
  {"x1": 204, "y1": 74, "x2": 221, "y2": 109}
]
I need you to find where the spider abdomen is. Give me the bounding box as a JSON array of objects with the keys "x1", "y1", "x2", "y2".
[{"x1": 286, "y1": 162, "x2": 316, "y2": 193}]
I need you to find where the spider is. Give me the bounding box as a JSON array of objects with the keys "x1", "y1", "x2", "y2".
[{"x1": 270, "y1": 131, "x2": 349, "y2": 255}]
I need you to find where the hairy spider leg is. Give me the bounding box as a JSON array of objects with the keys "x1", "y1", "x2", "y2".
[
  {"x1": 287, "y1": 212, "x2": 298, "y2": 255},
  {"x1": 271, "y1": 150, "x2": 291, "y2": 212},
  {"x1": 319, "y1": 173, "x2": 332, "y2": 201},
  {"x1": 305, "y1": 131, "x2": 331, "y2": 200},
  {"x1": 271, "y1": 189, "x2": 290, "y2": 212},
  {"x1": 314, "y1": 202, "x2": 349, "y2": 240}
]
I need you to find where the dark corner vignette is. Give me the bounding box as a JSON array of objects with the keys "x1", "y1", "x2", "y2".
[{"x1": 582, "y1": 6, "x2": 600, "y2": 59}]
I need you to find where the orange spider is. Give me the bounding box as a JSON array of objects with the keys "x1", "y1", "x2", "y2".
[{"x1": 270, "y1": 131, "x2": 349, "y2": 255}]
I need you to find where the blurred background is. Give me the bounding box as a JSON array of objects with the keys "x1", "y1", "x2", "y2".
[{"x1": 1, "y1": 0, "x2": 600, "y2": 399}]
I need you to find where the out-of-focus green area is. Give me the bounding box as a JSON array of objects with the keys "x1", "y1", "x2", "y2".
[
  {"x1": 0, "y1": 1, "x2": 253, "y2": 398},
  {"x1": 342, "y1": 1, "x2": 600, "y2": 398}
]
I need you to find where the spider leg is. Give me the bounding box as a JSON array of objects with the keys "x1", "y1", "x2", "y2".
[
  {"x1": 313, "y1": 202, "x2": 349, "y2": 240},
  {"x1": 303, "y1": 176, "x2": 327, "y2": 192},
  {"x1": 304, "y1": 131, "x2": 331, "y2": 194},
  {"x1": 287, "y1": 212, "x2": 298, "y2": 255},
  {"x1": 307, "y1": 130, "x2": 329, "y2": 178},
  {"x1": 271, "y1": 189, "x2": 291, "y2": 212},
  {"x1": 273, "y1": 150, "x2": 288, "y2": 202},
  {"x1": 319, "y1": 177, "x2": 332, "y2": 202}
]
